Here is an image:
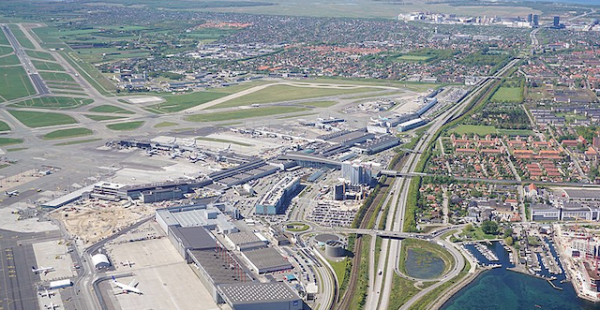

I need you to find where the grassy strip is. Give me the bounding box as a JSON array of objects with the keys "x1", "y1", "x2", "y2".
[
  {"x1": 185, "y1": 106, "x2": 308, "y2": 122},
  {"x1": 0, "y1": 66, "x2": 36, "y2": 101},
  {"x1": 154, "y1": 121, "x2": 178, "y2": 128},
  {"x1": 367, "y1": 180, "x2": 389, "y2": 229},
  {"x1": 0, "y1": 120, "x2": 10, "y2": 132},
  {"x1": 106, "y1": 121, "x2": 144, "y2": 131},
  {"x1": 0, "y1": 138, "x2": 23, "y2": 146},
  {"x1": 328, "y1": 258, "x2": 347, "y2": 288},
  {"x1": 410, "y1": 257, "x2": 471, "y2": 310},
  {"x1": 55, "y1": 138, "x2": 102, "y2": 146},
  {"x1": 84, "y1": 115, "x2": 126, "y2": 121},
  {"x1": 146, "y1": 91, "x2": 226, "y2": 113},
  {"x1": 338, "y1": 234, "x2": 356, "y2": 300},
  {"x1": 6, "y1": 147, "x2": 27, "y2": 152},
  {"x1": 9, "y1": 110, "x2": 77, "y2": 128},
  {"x1": 10, "y1": 97, "x2": 93, "y2": 109},
  {"x1": 42, "y1": 128, "x2": 93, "y2": 140},
  {"x1": 8, "y1": 25, "x2": 35, "y2": 49},
  {"x1": 388, "y1": 275, "x2": 420, "y2": 310},
  {"x1": 89, "y1": 105, "x2": 134, "y2": 114},
  {"x1": 349, "y1": 235, "x2": 371, "y2": 310},
  {"x1": 58, "y1": 51, "x2": 115, "y2": 96},
  {"x1": 196, "y1": 136, "x2": 253, "y2": 147},
  {"x1": 403, "y1": 176, "x2": 421, "y2": 232}
]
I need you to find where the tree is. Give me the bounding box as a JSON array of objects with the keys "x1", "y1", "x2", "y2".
[
  {"x1": 503, "y1": 228, "x2": 513, "y2": 238},
  {"x1": 465, "y1": 223, "x2": 474, "y2": 232},
  {"x1": 482, "y1": 220, "x2": 499, "y2": 235},
  {"x1": 504, "y1": 236, "x2": 513, "y2": 246}
]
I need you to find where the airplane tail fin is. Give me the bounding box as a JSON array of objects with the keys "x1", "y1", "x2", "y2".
[{"x1": 112, "y1": 276, "x2": 117, "y2": 282}]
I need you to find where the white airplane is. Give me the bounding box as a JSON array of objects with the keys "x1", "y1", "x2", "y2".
[
  {"x1": 112, "y1": 277, "x2": 142, "y2": 295},
  {"x1": 120, "y1": 261, "x2": 135, "y2": 267},
  {"x1": 32, "y1": 266, "x2": 54, "y2": 275},
  {"x1": 5, "y1": 190, "x2": 19, "y2": 197},
  {"x1": 39, "y1": 289, "x2": 55, "y2": 298},
  {"x1": 44, "y1": 303, "x2": 59, "y2": 310}
]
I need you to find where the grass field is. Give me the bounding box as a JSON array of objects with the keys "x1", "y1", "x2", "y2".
[
  {"x1": 0, "y1": 54, "x2": 20, "y2": 66},
  {"x1": 10, "y1": 97, "x2": 93, "y2": 109},
  {"x1": 31, "y1": 60, "x2": 65, "y2": 71},
  {"x1": 39, "y1": 71, "x2": 76, "y2": 83},
  {"x1": 497, "y1": 129, "x2": 534, "y2": 136},
  {"x1": 450, "y1": 125, "x2": 497, "y2": 135},
  {"x1": 84, "y1": 115, "x2": 126, "y2": 121},
  {"x1": 0, "y1": 120, "x2": 10, "y2": 132},
  {"x1": 211, "y1": 85, "x2": 379, "y2": 109},
  {"x1": 0, "y1": 137, "x2": 23, "y2": 146},
  {"x1": 491, "y1": 87, "x2": 523, "y2": 103},
  {"x1": 154, "y1": 121, "x2": 178, "y2": 128},
  {"x1": 327, "y1": 258, "x2": 347, "y2": 287},
  {"x1": 0, "y1": 66, "x2": 36, "y2": 101},
  {"x1": 55, "y1": 138, "x2": 102, "y2": 146},
  {"x1": 311, "y1": 77, "x2": 440, "y2": 92},
  {"x1": 59, "y1": 50, "x2": 116, "y2": 96},
  {"x1": 6, "y1": 147, "x2": 27, "y2": 152},
  {"x1": 8, "y1": 25, "x2": 35, "y2": 49},
  {"x1": 397, "y1": 55, "x2": 432, "y2": 61},
  {"x1": 398, "y1": 239, "x2": 453, "y2": 277},
  {"x1": 9, "y1": 110, "x2": 78, "y2": 128},
  {"x1": 42, "y1": 127, "x2": 93, "y2": 140},
  {"x1": 186, "y1": 106, "x2": 308, "y2": 122},
  {"x1": 0, "y1": 46, "x2": 13, "y2": 57},
  {"x1": 25, "y1": 50, "x2": 55, "y2": 61},
  {"x1": 300, "y1": 101, "x2": 337, "y2": 107},
  {"x1": 389, "y1": 275, "x2": 421, "y2": 310},
  {"x1": 0, "y1": 29, "x2": 9, "y2": 45},
  {"x1": 106, "y1": 121, "x2": 145, "y2": 131},
  {"x1": 89, "y1": 105, "x2": 134, "y2": 114},
  {"x1": 146, "y1": 91, "x2": 226, "y2": 113}
]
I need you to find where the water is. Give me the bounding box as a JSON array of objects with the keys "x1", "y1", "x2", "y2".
[
  {"x1": 404, "y1": 248, "x2": 446, "y2": 279},
  {"x1": 442, "y1": 241, "x2": 600, "y2": 310}
]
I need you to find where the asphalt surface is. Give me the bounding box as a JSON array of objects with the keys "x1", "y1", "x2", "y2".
[{"x1": 0, "y1": 229, "x2": 61, "y2": 310}]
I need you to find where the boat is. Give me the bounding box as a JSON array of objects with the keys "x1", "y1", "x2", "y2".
[{"x1": 535, "y1": 305, "x2": 542, "y2": 308}]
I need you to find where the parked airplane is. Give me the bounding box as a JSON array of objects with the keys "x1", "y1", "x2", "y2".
[
  {"x1": 5, "y1": 190, "x2": 19, "y2": 197},
  {"x1": 120, "y1": 261, "x2": 135, "y2": 267},
  {"x1": 44, "y1": 303, "x2": 59, "y2": 309},
  {"x1": 112, "y1": 277, "x2": 142, "y2": 294},
  {"x1": 32, "y1": 266, "x2": 55, "y2": 275},
  {"x1": 39, "y1": 289, "x2": 55, "y2": 298}
]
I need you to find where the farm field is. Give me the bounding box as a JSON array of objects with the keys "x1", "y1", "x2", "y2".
[
  {"x1": 186, "y1": 106, "x2": 308, "y2": 122},
  {"x1": 9, "y1": 110, "x2": 78, "y2": 128}
]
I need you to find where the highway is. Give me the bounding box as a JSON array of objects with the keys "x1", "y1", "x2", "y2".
[{"x1": 1, "y1": 24, "x2": 50, "y2": 95}]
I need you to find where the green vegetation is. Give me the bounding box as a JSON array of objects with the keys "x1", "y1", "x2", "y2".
[
  {"x1": 25, "y1": 50, "x2": 55, "y2": 61},
  {"x1": 312, "y1": 77, "x2": 440, "y2": 92},
  {"x1": 0, "y1": 137, "x2": 23, "y2": 146},
  {"x1": 154, "y1": 121, "x2": 178, "y2": 128},
  {"x1": 396, "y1": 49, "x2": 457, "y2": 63},
  {"x1": 31, "y1": 60, "x2": 65, "y2": 71},
  {"x1": 39, "y1": 71, "x2": 76, "y2": 83},
  {"x1": 300, "y1": 101, "x2": 337, "y2": 108},
  {"x1": 106, "y1": 121, "x2": 145, "y2": 131},
  {"x1": 0, "y1": 30, "x2": 9, "y2": 45},
  {"x1": 146, "y1": 91, "x2": 226, "y2": 113},
  {"x1": 0, "y1": 54, "x2": 20, "y2": 66},
  {"x1": 328, "y1": 258, "x2": 347, "y2": 287},
  {"x1": 84, "y1": 115, "x2": 126, "y2": 121},
  {"x1": 0, "y1": 46, "x2": 13, "y2": 56},
  {"x1": 10, "y1": 97, "x2": 93, "y2": 109},
  {"x1": 460, "y1": 225, "x2": 498, "y2": 240},
  {"x1": 349, "y1": 235, "x2": 371, "y2": 310},
  {"x1": 212, "y1": 85, "x2": 379, "y2": 109},
  {"x1": 0, "y1": 120, "x2": 10, "y2": 132},
  {"x1": 196, "y1": 136, "x2": 253, "y2": 147},
  {"x1": 450, "y1": 125, "x2": 497, "y2": 135},
  {"x1": 482, "y1": 220, "x2": 499, "y2": 235},
  {"x1": 404, "y1": 176, "x2": 421, "y2": 232},
  {"x1": 388, "y1": 275, "x2": 421, "y2": 310},
  {"x1": 42, "y1": 127, "x2": 93, "y2": 140},
  {"x1": 58, "y1": 51, "x2": 116, "y2": 96},
  {"x1": 55, "y1": 138, "x2": 102, "y2": 146},
  {"x1": 284, "y1": 222, "x2": 309, "y2": 232},
  {"x1": 9, "y1": 110, "x2": 77, "y2": 128},
  {"x1": 410, "y1": 258, "x2": 471, "y2": 310},
  {"x1": 497, "y1": 129, "x2": 534, "y2": 136},
  {"x1": 0, "y1": 66, "x2": 36, "y2": 101},
  {"x1": 89, "y1": 105, "x2": 134, "y2": 114},
  {"x1": 6, "y1": 147, "x2": 27, "y2": 152},
  {"x1": 398, "y1": 239, "x2": 453, "y2": 276},
  {"x1": 186, "y1": 106, "x2": 308, "y2": 122},
  {"x1": 491, "y1": 87, "x2": 523, "y2": 103},
  {"x1": 8, "y1": 25, "x2": 35, "y2": 49}
]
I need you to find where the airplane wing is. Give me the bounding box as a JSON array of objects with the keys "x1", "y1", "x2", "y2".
[{"x1": 128, "y1": 279, "x2": 138, "y2": 288}]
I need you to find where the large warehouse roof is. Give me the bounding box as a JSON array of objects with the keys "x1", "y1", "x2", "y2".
[
  {"x1": 242, "y1": 248, "x2": 292, "y2": 272},
  {"x1": 170, "y1": 226, "x2": 216, "y2": 250},
  {"x1": 218, "y1": 282, "x2": 299, "y2": 305}
]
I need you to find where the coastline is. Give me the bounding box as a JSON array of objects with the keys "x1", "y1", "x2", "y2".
[{"x1": 430, "y1": 267, "x2": 484, "y2": 310}]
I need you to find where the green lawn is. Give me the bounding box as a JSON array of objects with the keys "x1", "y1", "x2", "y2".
[
  {"x1": 210, "y1": 85, "x2": 379, "y2": 109},
  {"x1": 10, "y1": 97, "x2": 93, "y2": 109},
  {"x1": 84, "y1": 115, "x2": 127, "y2": 121},
  {"x1": 491, "y1": 87, "x2": 523, "y2": 103},
  {"x1": 196, "y1": 136, "x2": 253, "y2": 147},
  {"x1": 58, "y1": 50, "x2": 116, "y2": 96},
  {"x1": 146, "y1": 91, "x2": 226, "y2": 113},
  {"x1": 450, "y1": 125, "x2": 497, "y2": 135},
  {"x1": 31, "y1": 60, "x2": 65, "y2": 71},
  {"x1": 397, "y1": 55, "x2": 432, "y2": 61},
  {"x1": 0, "y1": 29, "x2": 9, "y2": 45},
  {"x1": 39, "y1": 71, "x2": 76, "y2": 83},
  {"x1": 328, "y1": 258, "x2": 347, "y2": 287},
  {"x1": 300, "y1": 101, "x2": 337, "y2": 108},
  {"x1": 0, "y1": 54, "x2": 20, "y2": 66},
  {"x1": 42, "y1": 127, "x2": 93, "y2": 140},
  {"x1": 0, "y1": 120, "x2": 10, "y2": 132},
  {"x1": 186, "y1": 106, "x2": 308, "y2": 122},
  {"x1": 9, "y1": 110, "x2": 78, "y2": 128},
  {"x1": 0, "y1": 138, "x2": 23, "y2": 146},
  {"x1": 55, "y1": 138, "x2": 102, "y2": 146},
  {"x1": 154, "y1": 121, "x2": 178, "y2": 128},
  {"x1": 0, "y1": 66, "x2": 36, "y2": 101},
  {"x1": 8, "y1": 25, "x2": 35, "y2": 49},
  {"x1": 389, "y1": 275, "x2": 421, "y2": 310},
  {"x1": 89, "y1": 105, "x2": 134, "y2": 114},
  {"x1": 106, "y1": 121, "x2": 145, "y2": 131},
  {"x1": 0, "y1": 46, "x2": 14, "y2": 57},
  {"x1": 25, "y1": 50, "x2": 56, "y2": 62},
  {"x1": 283, "y1": 222, "x2": 309, "y2": 232},
  {"x1": 497, "y1": 129, "x2": 534, "y2": 136}
]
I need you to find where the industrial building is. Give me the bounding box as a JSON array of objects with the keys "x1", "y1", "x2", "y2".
[
  {"x1": 241, "y1": 247, "x2": 293, "y2": 274},
  {"x1": 341, "y1": 161, "x2": 376, "y2": 186},
  {"x1": 169, "y1": 226, "x2": 217, "y2": 262},
  {"x1": 91, "y1": 253, "x2": 111, "y2": 269},
  {"x1": 225, "y1": 231, "x2": 268, "y2": 251},
  {"x1": 255, "y1": 176, "x2": 301, "y2": 215},
  {"x1": 352, "y1": 135, "x2": 401, "y2": 155},
  {"x1": 156, "y1": 203, "x2": 240, "y2": 235},
  {"x1": 210, "y1": 159, "x2": 281, "y2": 188},
  {"x1": 219, "y1": 282, "x2": 303, "y2": 310},
  {"x1": 397, "y1": 118, "x2": 428, "y2": 132},
  {"x1": 530, "y1": 204, "x2": 600, "y2": 221}
]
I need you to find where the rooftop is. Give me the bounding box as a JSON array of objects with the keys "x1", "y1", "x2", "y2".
[
  {"x1": 170, "y1": 226, "x2": 216, "y2": 250},
  {"x1": 242, "y1": 248, "x2": 292, "y2": 272},
  {"x1": 218, "y1": 282, "x2": 299, "y2": 305}
]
